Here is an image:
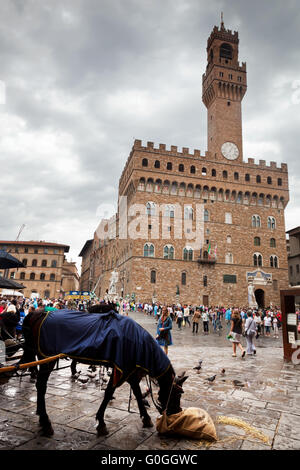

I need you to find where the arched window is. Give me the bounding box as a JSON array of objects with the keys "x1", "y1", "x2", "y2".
[
  {"x1": 181, "y1": 272, "x2": 187, "y2": 285},
  {"x1": 203, "y1": 275, "x2": 208, "y2": 287},
  {"x1": 184, "y1": 206, "x2": 193, "y2": 220},
  {"x1": 51, "y1": 260, "x2": 57, "y2": 268},
  {"x1": 40, "y1": 273, "x2": 45, "y2": 280},
  {"x1": 252, "y1": 215, "x2": 261, "y2": 228},
  {"x1": 223, "y1": 170, "x2": 228, "y2": 179},
  {"x1": 20, "y1": 272, "x2": 26, "y2": 280},
  {"x1": 225, "y1": 253, "x2": 233, "y2": 264},
  {"x1": 142, "y1": 158, "x2": 148, "y2": 167},
  {"x1": 270, "y1": 256, "x2": 278, "y2": 268},
  {"x1": 183, "y1": 247, "x2": 193, "y2": 261},
  {"x1": 190, "y1": 165, "x2": 196, "y2": 174},
  {"x1": 41, "y1": 260, "x2": 47, "y2": 267},
  {"x1": 144, "y1": 243, "x2": 154, "y2": 258},
  {"x1": 245, "y1": 174, "x2": 250, "y2": 182},
  {"x1": 227, "y1": 235, "x2": 232, "y2": 244},
  {"x1": 254, "y1": 237, "x2": 261, "y2": 246},
  {"x1": 253, "y1": 253, "x2": 263, "y2": 267},
  {"x1": 164, "y1": 245, "x2": 174, "y2": 260},
  {"x1": 267, "y1": 217, "x2": 276, "y2": 229},
  {"x1": 220, "y1": 43, "x2": 233, "y2": 60},
  {"x1": 270, "y1": 238, "x2": 276, "y2": 248},
  {"x1": 204, "y1": 209, "x2": 209, "y2": 222},
  {"x1": 202, "y1": 167, "x2": 207, "y2": 176},
  {"x1": 164, "y1": 205, "x2": 175, "y2": 218},
  {"x1": 167, "y1": 162, "x2": 172, "y2": 170},
  {"x1": 179, "y1": 164, "x2": 184, "y2": 172},
  {"x1": 234, "y1": 172, "x2": 239, "y2": 180},
  {"x1": 138, "y1": 178, "x2": 146, "y2": 191},
  {"x1": 30, "y1": 273, "x2": 35, "y2": 280},
  {"x1": 32, "y1": 259, "x2": 37, "y2": 267},
  {"x1": 154, "y1": 160, "x2": 160, "y2": 169},
  {"x1": 22, "y1": 259, "x2": 27, "y2": 267},
  {"x1": 278, "y1": 178, "x2": 282, "y2": 186},
  {"x1": 267, "y1": 176, "x2": 272, "y2": 184},
  {"x1": 150, "y1": 270, "x2": 156, "y2": 284},
  {"x1": 256, "y1": 175, "x2": 261, "y2": 183},
  {"x1": 211, "y1": 169, "x2": 216, "y2": 177},
  {"x1": 50, "y1": 274, "x2": 55, "y2": 281},
  {"x1": 146, "y1": 202, "x2": 155, "y2": 216}
]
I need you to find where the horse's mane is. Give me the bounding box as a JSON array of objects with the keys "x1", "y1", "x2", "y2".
[{"x1": 87, "y1": 303, "x2": 118, "y2": 314}]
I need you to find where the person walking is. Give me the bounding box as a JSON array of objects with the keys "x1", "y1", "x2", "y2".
[
  {"x1": 264, "y1": 312, "x2": 272, "y2": 337},
  {"x1": 229, "y1": 309, "x2": 246, "y2": 358},
  {"x1": 176, "y1": 307, "x2": 183, "y2": 330},
  {"x1": 244, "y1": 310, "x2": 257, "y2": 356},
  {"x1": 202, "y1": 308, "x2": 209, "y2": 335},
  {"x1": 156, "y1": 306, "x2": 173, "y2": 355},
  {"x1": 192, "y1": 308, "x2": 201, "y2": 334},
  {"x1": 183, "y1": 305, "x2": 191, "y2": 327},
  {"x1": 273, "y1": 315, "x2": 279, "y2": 338},
  {"x1": 254, "y1": 310, "x2": 262, "y2": 337},
  {"x1": 225, "y1": 307, "x2": 232, "y2": 332}
]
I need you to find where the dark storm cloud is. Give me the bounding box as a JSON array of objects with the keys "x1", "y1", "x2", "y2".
[{"x1": 0, "y1": 0, "x2": 299, "y2": 265}]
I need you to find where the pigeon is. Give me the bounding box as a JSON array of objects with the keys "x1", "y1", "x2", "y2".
[
  {"x1": 232, "y1": 379, "x2": 244, "y2": 387},
  {"x1": 206, "y1": 375, "x2": 216, "y2": 383},
  {"x1": 193, "y1": 360, "x2": 203, "y2": 371},
  {"x1": 107, "y1": 369, "x2": 112, "y2": 376},
  {"x1": 78, "y1": 377, "x2": 89, "y2": 384},
  {"x1": 71, "y1": 371, "x2": 81, "y2": 380},
  {"x1": 87, "y1": 372, "x2": 96, "y2": 379},
  {"x1": 221, "y1": 369, "x2": 226, "y2": 375},
  {"x1": 88, "y1": 365, "x2": 96, "y2": 372}
]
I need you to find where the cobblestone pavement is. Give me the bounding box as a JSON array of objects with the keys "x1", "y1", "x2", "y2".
[{"x1": 0, "y1": 312, "x2": 300, "y2": 451}]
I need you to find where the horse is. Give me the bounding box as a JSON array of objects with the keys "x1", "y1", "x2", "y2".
[{"x1": 20, "y1": 304, "x2": 188, "y2": 437}]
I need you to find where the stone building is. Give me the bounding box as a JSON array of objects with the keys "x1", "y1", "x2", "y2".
[
  {"x1": 61, "y1": 258, "x2": 80, "y2": 293},
  {"x1": 0, "y1": 240, "x2": 69, "y2": 299},
  {"x1": 287, "y1": 227, "x2": 300, "y2": 286},
  {"x1": 80, "y1": 20, "x2": 289, "y2": 308}
]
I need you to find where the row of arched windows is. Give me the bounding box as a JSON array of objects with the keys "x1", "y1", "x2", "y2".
[
  {"x1": 141, "y1": 160, "x2": 283, "y2": 187},
  {"x1": 22, "y1": 259, "x2": 57, "y2": 268},
  {"x1": 254, "y1": 237, "x2": 276, "y2": 247},
  {"x1": 19, "y1": 272, "x2": 56, "y2": 281},
  {"x1": 138, "y1": 179, "x2": 285, "y2": 208},
  {"x1": 252, "y1": 216, "x2": 276, "y2": 229},
  {"x1": 144, "y1": 244, "x2": 279, "y2": 267}
]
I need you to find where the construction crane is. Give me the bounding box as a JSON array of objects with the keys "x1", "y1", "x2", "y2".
[{"x1": 16, "y1": 224, "x2": 25, "y2": 241}]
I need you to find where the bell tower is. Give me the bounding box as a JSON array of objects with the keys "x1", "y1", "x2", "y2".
[{"x1": 202, "y1": 16, "x2": 247, "y2": 162}]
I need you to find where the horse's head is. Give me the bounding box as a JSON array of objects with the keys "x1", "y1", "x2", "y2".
[
  {"x1": 88, "y1": 303, "x2": 117, "y2": 314},
  {"x1": 157, "y1": 368, "x2": 188, "y2": 416}
]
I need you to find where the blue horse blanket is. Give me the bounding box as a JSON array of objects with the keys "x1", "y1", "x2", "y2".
[{"x1": 38, "y1": 309, "x2": 171, "y2": 384}]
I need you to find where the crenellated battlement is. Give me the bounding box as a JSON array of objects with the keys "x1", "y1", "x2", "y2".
[
  {"x1": 207, "y1": 25, "x2": 239, "y2": 50},
  {"x1": 246, "y1": 158, "x2": 288, "y2": 172},
  {"x1": 132, "y1": 139, "x2": 203, "y2": 158}
]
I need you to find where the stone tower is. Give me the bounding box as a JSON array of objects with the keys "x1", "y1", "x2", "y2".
[{"x1": 202, "y1": 16, "x2": 247, "y2": 163}]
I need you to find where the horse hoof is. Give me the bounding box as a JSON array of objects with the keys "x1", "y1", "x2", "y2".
[
  {"x1": 97, "y1": 424, "x2": 109, "y2": 436},
  {"x1": 41, "y1": 424, "x2": 54, "y2": 437},
  {"x1": 142, "y1": 418, "x2": 153, "y2": 428}
]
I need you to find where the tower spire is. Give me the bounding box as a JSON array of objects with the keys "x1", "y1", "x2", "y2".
[{"x1": 221, "y1": 11, "x2": 225, "y2": 30}]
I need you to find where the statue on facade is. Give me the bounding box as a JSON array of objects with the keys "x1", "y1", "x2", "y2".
[{"x1": 248, "y1": 282, "x2": 258, "y2": 308}]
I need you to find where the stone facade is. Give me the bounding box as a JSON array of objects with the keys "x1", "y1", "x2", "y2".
[
  {"x1": 0, "y1": 241, "x2": 69, "y2": 299},
  {"x1": 80, "y1": 21, "x2": 289, "y2": 308}
]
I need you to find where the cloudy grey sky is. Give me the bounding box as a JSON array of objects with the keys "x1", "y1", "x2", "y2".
[{"x1": 1, "y1": 0, "x2": 299, "y2": 269}]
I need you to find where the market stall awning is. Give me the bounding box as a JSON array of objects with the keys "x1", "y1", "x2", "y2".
[
  {"x1": 0, "y1": 250, "x2": 24, "y2": 269},
  {"x1": 0, "y1": 276, "x2": 25, "y2": 290}
]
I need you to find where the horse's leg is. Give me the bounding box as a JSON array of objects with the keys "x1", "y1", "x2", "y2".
[
  {"x1": 70, "y1": 359, "x2": 77, "y2": 376},
  {"x1": 95, "y1": 373, "x2": 115, "y2": 436},
  {"x1": 36, "y1": 361, "x2": 55, "y2": 436},
  {"x1": 129, "y1": 376, "x2": 153, "y2": 428}
]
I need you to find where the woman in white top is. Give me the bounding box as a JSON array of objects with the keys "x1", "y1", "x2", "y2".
[
  {"x1": 273, "y1": 316, "x2": 279, "y2": 338},
  {"x1": 254, "y1": 312, "x2": 262, "y2": 335},
  {"x1": 244, "y1": 310, "x2": 257, "y2": 355}
]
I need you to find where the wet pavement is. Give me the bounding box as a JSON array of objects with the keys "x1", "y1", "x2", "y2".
[{"x1": 0, "y1": 312, "x2": 300, "y2": 451}]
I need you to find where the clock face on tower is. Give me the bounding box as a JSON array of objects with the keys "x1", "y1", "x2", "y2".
[{"x1": 221, "y1": 142, "x2": 239, "y2": 160}]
